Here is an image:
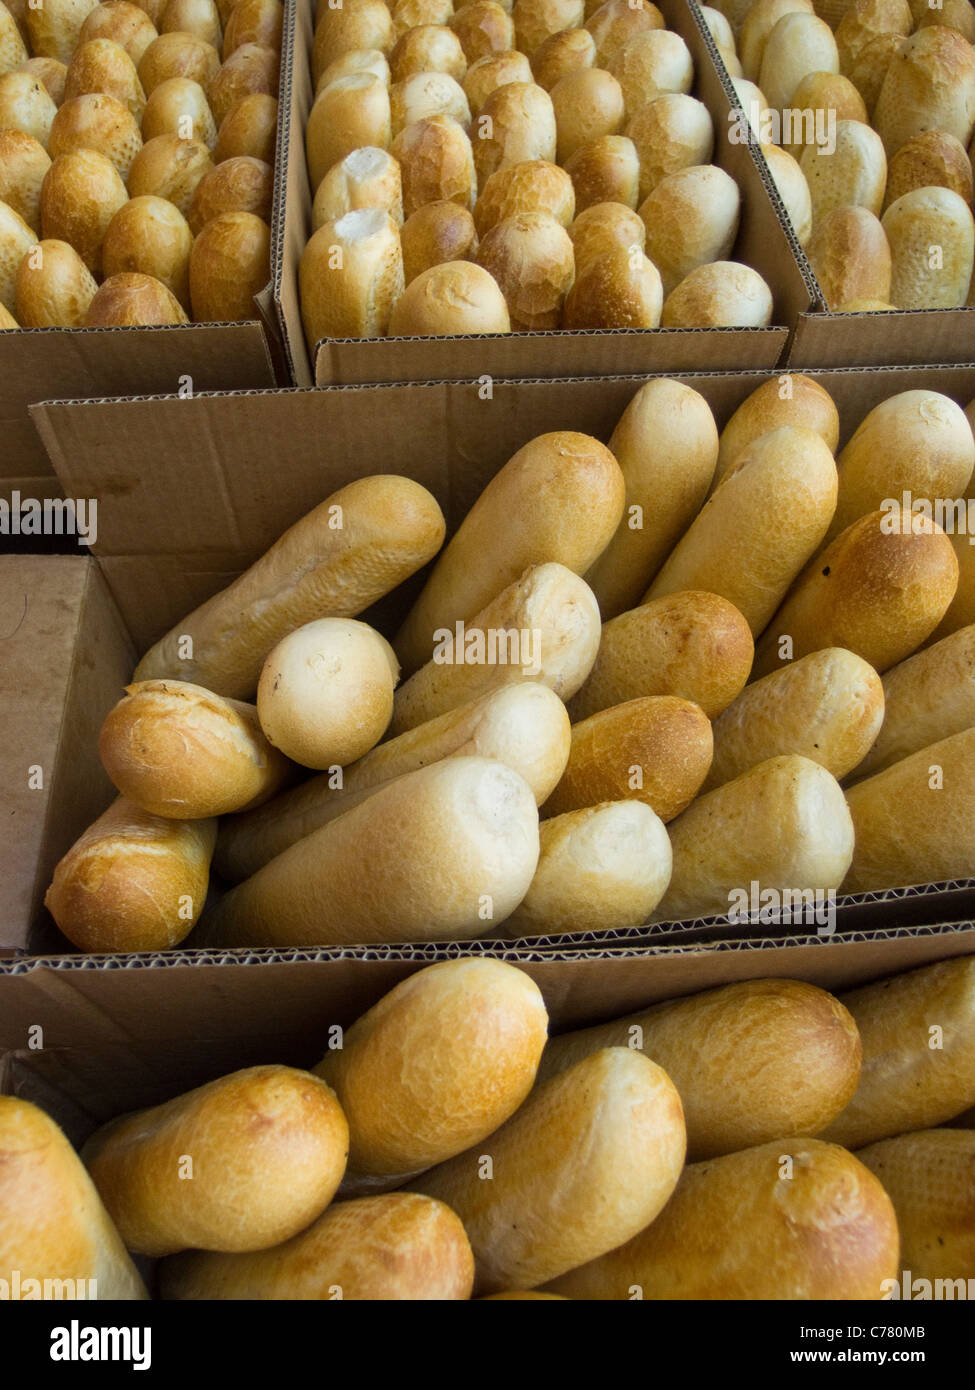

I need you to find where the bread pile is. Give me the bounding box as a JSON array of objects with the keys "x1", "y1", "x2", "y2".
[
  {"x1": 2, "y1": 953, "x2": 973, "y2": 1298},
  {"x1": 40, "y1": 373, "x2": 975, "y2": 953},
  {"x1": 298, "y1": 0, "x2": 777, "y2": 346},
  {"x1": 0, "y1": 0, "x2": 280, "y2": 328},
  {"x1": 712, "y1": 0, "x2": 975, "y2": 310}
]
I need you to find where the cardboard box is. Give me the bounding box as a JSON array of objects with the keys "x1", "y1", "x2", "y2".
[
  {"x1": 688, "y1": 0, "x2": 975, "y2": 368},
  {"x1": 11, "y1": 361, "x2": 975, "y2": 960},
  {"x1": 278, "y1": 0, "x2": 813, "y2": 385}
]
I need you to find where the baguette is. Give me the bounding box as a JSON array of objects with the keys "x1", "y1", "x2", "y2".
[
  {"x1": 394, "y1": 431, "x2": 622, "y2": 674},
  {"x1": 45, "y1": 796, "x2": 216, "y2": 952},
  {"x1": 314, "y1": 959, "x2": 548, "y2": 1184},
  {"x1": 98, "y1": 679, "x2": 293, "y2": 817},
  {"x1": 536, "y1": 978, "x2": 861, "y2": 1159},
  {"x1": 883, "y1": 186, "x2": 975, "y2": 310},
  {"x1": 390, "y1": 564, "x2": 601, "y2": 734},
  {"x1": 409, "y1": 1047, "x2": 686, "y2": 1295},
  {"x1": 542, "y1": 695, "x2": 713, "y2": 823},
  {"x1": 499, "y1": 800, "x2": 672, "y2": 935},
  {"x1": 821, "y1": 955, "x2": 975, "y2": 1148},
  {"x1": 583, "y1": 379, "x2": 719, "y2": 618},
  {"x1": 568, "y1": 591, "x2": 753, "y2": 721},
  {"x1": 160, "y1": 1193, "x2": 474, "y2": 1300},
  {"x1": 0, "y1": 1098, "x2": 147, "y2": 1301},
  {"x1": 842, "y1": 727, "x2": 975, "y2": 893},
  {"x1": 83, "y1": 1066, "x2": 349, "y2": 1256},
  {"x1": 214, "y1": 682, "x2": 570, "y2": 881},
  {"x1": 134, "y1": 476, "x2": 445, "y2": 699},
  {"x1": 547, "y1": 1139, "x2": 898, "y2": 1299},
  {"x1": 704, "y1": 647, "x2": 884, "y2": 791},
  {"x1": 650, "y1": 755, "x2": 855, "y2": 924},
  {"x1": 645, "y1": 426, "x2": 838, "y2": 637},
  {"x1": 752, "y1": 508, "x2": 958, "y2": 680},
  {"x1": 714, "y1": 373, "x2": 839, "y2": 488},
  {"x1": 201, "y1": 756, "x2": 540, "y2": 946}
]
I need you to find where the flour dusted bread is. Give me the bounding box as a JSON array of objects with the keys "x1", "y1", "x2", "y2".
[
  {"x1": 312, "y1": 147, "x2": 403, "y2": 230},
  {"x1": 135, "y1": 476, "x2": 445, "y2": 698},
  {"x1": 0, "y1": 1098, "x2": 147, "y2": 1301},
  {"x1": 83, "y1": 1066, "x2": 349, "y2": 1256}
]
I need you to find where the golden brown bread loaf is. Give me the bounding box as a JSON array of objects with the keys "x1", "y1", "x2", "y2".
[
  {"x1": 300, "y1": 207, "x2": 404, "y2": 344},
  {"x1": 214, "y1": 90, "x2": 278, "y2": 163},
  {"x1": 561, "y1": 240, "x2": 663, "y2": 326},
  {"x1": 569, "y1": 591, "x2": 753, "y2": 721},
  {"x1": 463, "y1": 50, "x2": 533, "y2": 114},
  {"x1": 135, "y1": 476, "x2": 446, "y2": 699},
  {"x1": 514, "y1": 0, "x2": 585, "y2": 58},
  {"x1": 739, "y1": 0, "x2": 813, "y2": 84},
  {"x1": 215, "y1": 682, "x2": 570, "y2": 881},
  {"x1": 585, "y1": 0, "x2": 665, "y2": 67},
  {"x1": 475, "y1": 208, "x2": 574, "y2": 328},
  {"x1": 550, "y1": 66, "x2": 624, "y2": 163},
  {"x1": 762, "y1": 143, "x2": 812, "y2": 247},
  {"x1": 883, "y1": 129, "x2": 974, "y2": 212},
  {"x1": 127, "y1": 133, "x2": 213, "y2": 216},
  {"x1": 45, "y1": 796, "x2": 216, "y2": 952},
  {"x1": 714, "y1": 373, "x2": 839, "y2": 487},
  {"x1": 639, "y1": 163, "x2": 741, "y2": 296},
  {"x1": 609, "y1": 29, "x2": 693, "y2": 118},
  {"x1": 0, "y1": 129, "x2": 51, "y2": 235},
  {"x1": 390, "y1": 70, "x2": 471, "y2": 137},
  {"x1": 626, "y1": 92, "x2": 713, "y2": 202},
  {"x1": 704, "y1": 647, "x2": 884, "y2": 791},
  {"x1": 473, "y1": 80, "x2": 557, "y2": 185},
  {"x1": 312, "y1": 0, "x2": 393, "y2": 83},
  {"x1": 85, "y1": 269, "x2": 189, "y2": 325},
  {"x1": 833, "y1": 0, "x2": 910, "y2": 77},
  {"x1": 314, "y1": 959, "x2": 548, "y2": 1184},
  {"x1": 651, "y1": 754, "x2": 855, "y2": 923},
  {"x1": 14, "y1": 237, "x2": 97, "y2": 327},
  {"x1": 201, "y1": 756, "x2": 540, "y2": 946},
  {"x1": 41, "y1": 148, "x2": 125, "y2": 277},
  {"x1": 821, "y1": 955, "x2": 975, "y2": 1148},
  {"x1": 390, "y1": 24, "x2": 468, "y2": 82},
  {"x1": 410, "y1": 1047, "x2": 686, "y2": 1294},
  {"x1": 537, "y1": 978, "x2": 861, "y2": 1159},
  {"x1": 101, "y1": 195, "x2": 193, "y2": 309},
  {"x1": 800, "y1": 118, "x2": 887, "y2": 226},
  {"x1": 0, "y1": 1098, "x2": 147, "y2": 1301},
  {"x1": 563, "y1": 132, "x2": 639, "y2": 211},
  {"x1": 473, "y1": 157, "x2": 575, "y2": 235},
  {"x1": 784, "y1": 71, "x2": 867, "y2": 159},
  {"x1": 161, "y1": 1192, "x2": 474, "y2": 1300},
  {"x1": 185, "y1": 153, "x2": 271, "y2": 234},
  {"x1": 83, "y1": 1065, "x2": 349, "y2": 1257},
  {"x1": 400, "y1": 197, "x2": 477, "y2": 281},
  {"x1": 547, "y1": 1138, "x2": 899, "y2": 1299},
  {"x1": 450, "y1": 0, "x2": 515, "y2": 62},
  {"x1": 660, "y1": 261, "x2": 774, "y2": 328},
  {"x1": 531, "y1": 26, "x2": 596, "y2": 91},
  {"x1": 807, "y1": 205, "x2": 891, "y2": 311},
  {"x1": 312, "y1": 147, "x2": 404, "y2": 231},
  {"x1": 392, "y1": 113, "x2": 476, "y2": 217},
  {"x1": 873, "y1": 24, "x2": 975, "y2": 157},
  {"x1": 189, "y1": 209, "x2": 270, "y2": 321},
  {"x1": 389, "y1": 258, "x2": 512, "y2": 332},
  {"x1": 930, "y1": 530, "x2": 975, "y2": 644},
  {"x1": 568, "y1": 198, "x2": 645, "y2": 268},
  {"x1": 542, "y1": 695, "x2": 713, "y2": 823},
  {"x1": 760, "y1": 12, "x2": 839, "y2": 112}
]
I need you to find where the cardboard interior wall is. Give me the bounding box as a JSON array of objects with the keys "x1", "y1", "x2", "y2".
[
  {"x1": 279, "y1": 0, "x2": 815, "y2": 385},
  {"x1": 685, "y1": 0, "x2": 975, "y2": 368}
]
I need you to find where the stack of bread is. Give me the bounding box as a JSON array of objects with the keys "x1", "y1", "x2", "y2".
[
  {"x1": 2, "y1": 953, "x2": 973, "y2": 1298},
  {"x1": 0, "y1": 0, "x2": 281, "y2": 328},
  {"x1": 712, "y1": 0, "x2": 975, "y2": 310},
  {"x1": 41, "y1": 372, "x2": 975, "y2": 953},
  {"x1": 298, "y1": 0, "x2": 777, "y2": 346}
]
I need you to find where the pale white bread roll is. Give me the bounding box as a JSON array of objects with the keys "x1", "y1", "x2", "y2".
[
  {"x1": 316, "y1": 49, "x2": 391, "y2": 94},
  {"x1": 704, "y1": 647, "x2": 884, "y2": 792},
  {"x1": 306, "y1": 74, "x2": 391, "y2": 193},
  {"x1": 550, "y1": 66, "x2": 624, "y2": 163},
  {"x1": 873, "y1": 24, "x2": 975, "y2": 157},
  {"x1": 834, "y1": 0, "x2": 911, "y2": 76},
  {"x1": 390, "y1": 563, "x2": 601, "y2": 734},
  {"x1": 315, "y1": 958, "x2": 548, "y2": 1183},
  {"x1": 700, "y1": 4, "x2": 735, "y2": 52},
  {"x1": 821, "y1": 955, "x2": 975, "y2": 1149},
  {"x1": 583, "y1": 384, "x2": 720, "y2": 620},
  {"x1": 609, "y1": 30, "x2": 692, "y2": 119},
  {"x1": 563, "y1": 133, "x2": 639, "y2": 212},
  {"x1": 215, "y1": 682, "x2": 571, "y2": 882},
  {"x1": 858, "y1": 1129, "x2": 975, "y2": 1283},
  {"x1": 395, "y1": 430, "x2": 623, "y2": 673},
  {"x1": 312, "y1": 0, "x2": 393, "y2": 84},
  {"x1": 45, "y1": 796, "x2": 216, "y2": 953},
  {"x1": 463, "y1": 50, "x2": 533, "y2": 113},
  {"x1": 535, "y1": 977, "x2": 862, "y2": 1160},
  {"x1": 390, "y1": 69, "x2": 471, "y2": 136},
  {"x1": 739, "y1": 0, "x2": 813, "y2": 84},
  {"x1": 473, "y1": 80, "x2": 557, "y2": 185},
  {"x1": 312, "y1": 147, "x2": 403, "y2": 230},
  {"x1": 569, "y1": 592, "x2": 753, "y2": 721},
  {"x1": 201, "y1": 756, "x2": 540, "y2": 946},
  {"x1": 728, "y1": 76, "x2": 772, "y2": 146},
  {"x1": 99, "y1": 679, "x2": 293, "y2": 817},
  {"x1": 475, "y1": 208, "x2": 574, "y2": 327},
  {"x1": 784, "y1": 72, "x2": 868, "y2": 160},
  {"x1": 499, "y1": 800, "x2": 672, "y2": 935},
  {"x1": 160, "y1": 1193, "x2": 475, "y2": 1300},
  {"x1": 842, "y1": 726, "x2": 975, "y2": 893},
  {"x1": 799, "y1": 118, "x2": 886, "y2": 224},
  {"x1": 883, "y1": 129, "x2": 974, "y2": 213},
  {"x1": 568, "y1": 199, "x2": 645, "y2": 270},
  {"x1": 391, "y1": 113, "x2": 475, "y2": 217},
  {"x1": 639, "y1": 164, "x2": 740, "y2": 296},
  {"x1": 626, "y1": 92, "x2": 713, "y2": 202},
  {"x1": 762, "y1": 143, "x2": 812, "y2": 247},
  {"x1": 883, "y1": 185, "x2": 975, "y2": 309},
  {"x1": 473, "y1": 157, "x2": 575, "y2": 236},
  {"x1": 645, "y1": 426, "x2": 838, "y2": 637},
  {"x1": 513, "y1": 0, "x2": 585, "y2": 58},
  {"x1": 542, "y1": 695, "x2": 714, "y2": 823},
  {"x1": 827, "y1": 389, "x2": 975, "y2": 545},
  {"x1": 409, "y1": 1047, "x2": 686, "y2": 1295},
  {"x1": 807, "y1": 204, "x2": 891, "y2": 310},
  {"x1": 649, "y1": 755, "x2": 855, "y2": 924},
  {"x1": 547, "y1": 1138, "x2": 898, "y2": 1299},
  {"x1": 389, "y1": 257, "x2": 510, "y2": 332},
  {"x1": 759, "y1": 12, "x2": 838, "y2": 112},
  {"x1": 660, "y1": 260, "x2": 774, "y2": 327},
  {"x1": 134, "y1": 476, "x2": 445, "y2": 699},
  {"x1": 531, "y1": 27, "x2": 596, "y2": 91},
  {"x1": 752, "y1": 508, "x2": 959, "y2": 680},
  {"x1": 401, "y1": 197, "x2": 477, "y2": 281},
  {"x1": 450, "y1": 0, "x2": 515, "y2": 62},
  {"x1": 561, "y1": 241, "x2": 663, "y2": 326},
  {"x1": 300, "y1": 207, "x2": 405, "y2": 345},
  {"x1": 714, "y1": 373, "x2": 839, "y2": 487},
  {"x1": 584, "y1": 0, "x2": 665, "y2": 68},
  {"x1": 855, "y1": 626, "x2": 975, "y2": 779},
  {"x1": 83, "y1": 1066, "x2": 349, "y2": 1257},
  {"x1": 389, "y1": 25, "x2": 467, "y2": 82},
  {"x1": 0, "y1": 1098, "x2": 147, "y2": 1301}
]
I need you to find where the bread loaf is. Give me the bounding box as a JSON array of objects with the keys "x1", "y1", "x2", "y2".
[
  {"x1": 807, "y1": 204, "x2": 891, "y2": 310},
  {"x1": 390, "y1": 70, "x2": 471, "y2": 136},
  {"x1": 585, "y1": 0, "x2": 665, "y2": 68},
  {"x1": 513, "y1": 0, "x2": 585, "y2": 57},
  {"x1": 0, "y1": 130, "x2": 51, "y2": 236},
  {"x1": 475, "y1": 208, "x2": 574, "y2": 327},
  {"x1": 609, "y1": 30, "x2": 692, "y2": 118},
  {"x1": 660, "y1": 260, "x2": 774, "y2": 327},
  {"x1": 312, "y1": 147, "x2": 403, "y2": 230},
  {"x1": 392, "y1": 113, "x2": 475, "y2": 216},
  {"x1": 873, "y1": 24, "x2": 975, "y2": 157},
  {"x1": 450, "y1": 0, "x2": 514, "y2": 62},
  {"x1": 561, "y1": 240, "x2": 662, "y2": 326},
  {"x1": 799, "y1": 118, "x2": 887, "y2": 224},
  {"x1": 883, "y1": 129, "x2": 973, "y2": 212},
  {"x1": 760, "y1": 11, "x2": 838, "y2": 112},
  {"x1": 563, "y1": 133, "x2": 638, "y2": 211},
  {"x1": 784, "y1": 71, "x2": 867, "y2": 159},
  {"x1": 714, "y1": 373, "x2": 839, "y2": 487},
  {"x1": 312, "y1": 0, "x2": 393, "y2": 83},
  {"x1": 473, "y1": 157, "x2": 575, "y2": 235},
  {"x1": 316, "y1": 49, "x2": 390, "y2": 95},
  {"x1": 883, "y1": 185, "x2": 975, "y2": 309},
  {"x1": 390, "y1": 24, "x2": 467, "y2": 81},
  {"x1": 388, "y1": 258, "x2": 510, "y2": 332},
  {"x1": 473, "y1": 80, "x2": 557, "y2": 185},
  {"x1": 626, "y1": 92, "x2": 713, "y2": 201},
  {"x1": 762, "y1": 144, "x2": 812, "y2": 246},
  {"x1": 550, "y1": 66, "x2": 623, "y2": 163},
  {"x1": 41, "y1": 148, "x2": 124, "y2": 277},
  {"x1": 834, "y1": 0, "x2": 910, "y2": 76},
  {"x1": 189, "y1": 209, "x2": 269, "y2": 321},
  {"x1": 306, "y1": 74, "x2": 391, "y2": 192},
  {"x1": 463, "y1": 50, "x2": 533, "y2": 112},
  {"x1": 568, "y1": 198, "x2": 644, "y2": 268},
  {"x1": 15, "y1": 236, "x2": 97, "y2": 326},
  {"x1": 531, "y1": 26, "x2": 596, "y2": 90},
  {"x1": 739, "y1": 0, "x2": 813, "y2": 84},
  {"x1": 639, "y1": 163, "x2": 740, "y2": 296},
  {"x1": 127, "y1": 133, "x2": 213, "y2": 216},
  {"x1": 400, "y1": 196, "x2": 477, "y2": 280}
]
